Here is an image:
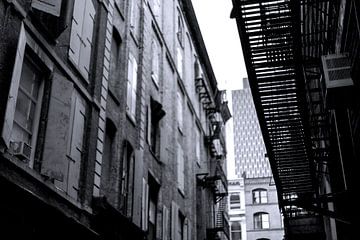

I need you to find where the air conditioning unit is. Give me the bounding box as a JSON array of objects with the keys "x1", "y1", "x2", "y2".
[
  {"x1": 321, "y1": 53, "x2": 354, "y2": 108},
  {"x1": 10, "y1": 141, "x2": 32, "y2": 162}
]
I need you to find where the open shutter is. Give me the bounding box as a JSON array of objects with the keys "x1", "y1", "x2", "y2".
[
  {"x1": 171, "y1": 201, "x2": 179, "y2": 240},
  {"x1": 177, "y1": 91, "x2": 183, "y2": 131},
  {"x1": 177, "y1": 144, "x2": 184, "y2": 192},
  {"x1": 41, "y1": 74, "x2": 74, "y2": 181},
  {"x1": 142, "y1": 178, "x2": 149, "y2": 231},
  {"x1": 68, "y1": 0, "x2": 85, "y2": 66},
  {"x1": 183, "y1": 218, "x2": 188, "y2": 240},
  {"x1": 126, "y1": 54, "x2": 133, "y2": 113},
  {"x1": 147, "y1": 105, "x2": 151, "y2": 144},
  {"x1": 67, "y1": 94, "x2": 86, "y2": 200},
  {"x1": 78, "y1": 0, "x2": 95, "y2": 79},
  {"x1": 131, "y1": 56, "x2": 138, "y2": 117},
  {"x1": 162, "y1": 205, "x2": 169, "y2": 240},
  {"x1": 1, "y1": 25, "x2": 26, "y2": 147},
  {"x1": 187, "y1": 219, "x2": 191, "y2": 240},
  {"x1": 176, "y1": 48, "x2": 183, "y2": 78}
]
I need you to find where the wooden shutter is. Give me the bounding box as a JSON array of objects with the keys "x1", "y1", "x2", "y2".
[
  {"x1": 177, "y1": 91, "x2": 183, "y2": 131},
  {"x1": 1, "y1": 25, "x2": 26, "y2": 147},
  {"x1": 126, "y1": 54, "x2": 133, "y2": 113},
  {"x1": 183, "y1": 218, "x2": 188, "y2": 240},
  {"x1": 78, "y1": 0, "x2": 95, "y2": 79},
  {"x1": 177, "y1": 48, "x2": 183, "y2": 78},
  {"x1": 147, "y1": 105, "x2": 151, "y2": 144},
  {"x1": 162, "y1": 205, "x2": 169, "y2": 240},
  {"x1": 67, "y1": 94, "x2": 86, "y2": 200},
  {"x1": 187, "y1": 219, "x2": 191, "y2": 240},
  {"x1": 131, "y1": 56, "x2": 138, "y2": 117},
  {"x1": 177, "y1": 143, "x2": 184, "y2": 192},
  {"x1": 142, "y1": 178, "x2": 149, "y2": 231},
  {"x1": 41, "y1": 74, "x2": 74, "y2": 181},
  {"x1": 68, "y1": 0, "x2": 85, "y2": 66},
  {"x1": 171, "y1": 201, "x2": 179, "y2": 240}
]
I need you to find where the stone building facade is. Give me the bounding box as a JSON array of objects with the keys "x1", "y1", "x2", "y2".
[{"x1": 0, "y1": 0, "x2": 230, "y2": 239}]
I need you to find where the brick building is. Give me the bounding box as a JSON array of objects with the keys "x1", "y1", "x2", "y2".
[{"x1": 0, "y1": 0, "x2": 230, "y2": 239}]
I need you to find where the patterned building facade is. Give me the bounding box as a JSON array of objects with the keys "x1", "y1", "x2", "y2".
[
  {"x1": 231, "y1": 79, "x2": 271, "y2": 178},
  {"x1": 0, "y1": 0, "x2": 229, "y2": 239}
]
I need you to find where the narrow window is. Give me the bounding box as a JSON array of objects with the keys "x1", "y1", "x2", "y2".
[
  {"x1": 231, "y1": 222, "x2": 242, "y2": 240},
  {"x1": 120, "y1": 141, "x2": 135, "y2": 217},
  {"x1": 230, "y1": 193, "x2": 241, "y2": 209},
  {"x1": 127, "y1": 53, "x2": 138, "y2": 119},
  {"x1": 254, "y1": 212, "x2": 270, "y2": 229}
]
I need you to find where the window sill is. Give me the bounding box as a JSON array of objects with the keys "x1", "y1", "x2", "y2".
[
  {"x1": 178, "y1": 188, "x2": 185, "y2": 198},
  {"x1": 151, "y1": 75, "x2": 159, "y2": 90},
  {"x1": 149, "y1": 147, "x2": 162, "y2": 164},
  {"x1": 108, "y1": 87, "x2": 120, "y2": 106}
]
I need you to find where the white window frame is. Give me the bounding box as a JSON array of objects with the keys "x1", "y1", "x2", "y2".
[{"x1": 1, "y1": 23, "x2": 53, "y2": 168}]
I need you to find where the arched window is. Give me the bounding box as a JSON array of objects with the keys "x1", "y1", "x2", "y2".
[
  {"x1": 231, "y1": 222, "x2": 242, "y2": 240},
  {"x1": 120, "y1": 141, "x2": 135, "y2": 217},
  {"x1": 254, "y1": 212, "x2": 269, "y2": 229},
  {"x1": 252, "y1": 188, "x2": 268, "y2": 204}
]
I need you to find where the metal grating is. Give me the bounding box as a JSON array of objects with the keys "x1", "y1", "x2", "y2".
[{"x1": 231, "y1": 0, "x2": 317, "y2": 215}]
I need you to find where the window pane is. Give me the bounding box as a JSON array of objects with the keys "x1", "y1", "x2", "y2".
[{"x1": 14, "y1": 90, "x2": 31, "y2": 127}]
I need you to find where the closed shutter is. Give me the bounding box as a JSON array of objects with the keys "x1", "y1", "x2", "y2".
[
  {"x1": 41, "y1": 74, "x2": 74, "y2": 181},
  {"x1": 1, "y1": 25, "x2": 26, "y2": 147},
  {"x1": 68, "y1": 0, "x2": 85, "y2": 66},
  {"x1": 69, "y1": 0, "x2": 95, "y2": 81},
  {"x1": 171, "y1": 201, "x2": 179, "y2": 240},
  {"x1": 142, "y1": 178, "x2": 149, "y2": 231},
  {"x1": 162, "y1": 205, "x2": 169, "y2": 240},
  {"x1": 78, "y1": 0, "x2": 95, "y2": 78},
  {"x1": 187, "y1": 219, "x2": 191, "y2": 240},
  {"x1": 67, "y1": 94, "x2": 86, "y2": 200},
  {"x1": 177, "y1": 143, "x2": 184, "y2": 192}
]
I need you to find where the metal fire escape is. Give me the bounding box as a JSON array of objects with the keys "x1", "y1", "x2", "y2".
[{"x1": 230, "y1": 0, "x2": 347, "y2": 239}]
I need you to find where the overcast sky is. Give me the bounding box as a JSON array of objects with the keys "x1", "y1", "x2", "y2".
[{"x1": 192, "y1": 0, "x2": 247, "y2": 90}]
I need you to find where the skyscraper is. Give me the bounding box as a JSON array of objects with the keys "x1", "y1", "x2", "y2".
[{"x1": 232, "y1": 78, "x2": 271, "y2": 178}]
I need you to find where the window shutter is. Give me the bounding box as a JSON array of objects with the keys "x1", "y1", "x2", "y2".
[
  {"x1": 171, "y1": 201, "x2": 179, "y2": 240},
  {"x1": 78, "y1": 0, "x2": 95, "y2": 79},
  {"x1": 147, "y1": 105, "x2": 151, "y2": 144},
  {"x1": 131, "y1": 56, "x2": 138, "y2": 117},
  {"x1": 1, "y1": 25, "x2": 26, "y2": 147},
  {"x1": 68, "y1": 0, "x2": 85, "y2": 66},
  {"x1": 142, "y1": 178, "x2": 149, "y2": 231},
  {"x1": 177, "y1": 91, "x2": 183, "y2": 131},
  {"x1": 183, "y1": 218, "x2": 188, "y2": 240},
  {"x1": 67, "y1": 94, "x2": 86, "y2": 200},
  {"x1": 126, "y1": 55, "x2": 133, "y2": 112},
  {"x1": 162, "y1": 205, "x2": 169, "y2": 240},
  {"x1": 187, "y1": 219, "x2": 191, "y2": 240},
  {"x1": 177, "y1": 144, "x2": 184, "y2": 192},
  {"x1": 41, "y1": 74, "x2": 74, "y2": 182},
  {"x1": 177, "y1": 48, "x2": 183, "y2": 78}
]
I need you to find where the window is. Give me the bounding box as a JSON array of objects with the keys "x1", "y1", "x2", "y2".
[
  {"x1": 231, "y1": 222, "x2": 242, "y2": 240},
  {"x1": 147, "y1": 98, "x2": 165, "y2": 155},
  {"x1": 177, "y1": 142, "x2": 184, "y2": 193},
  {"x1": 2, "y1": 24, "x2": 52, "y2": 169},
  {"x1": 127, "y1": 53, "x2": 138, "y2": 119},
  {"x1": 130, "y1": 0, "x2": 139, "y2": 37},
  {"x1": 230, "y1": 193, "x2": 241, "y2": 210},
  {"x1": 148, "y1": 175, "x2": 160, "y2": 240},
  {"x1": 254, "y1": 212, "x2": 269, "y2": 229},
  {"x1": 120, "y1": 141, "x2": 135, "y2": 217},
  {"x1": 171, "y1": 202, "x2": 189, "y2": 240},
  {"x1": 101, "y1": 120, "x2": 117, "y2": 192},
  {"x1": 109, "y1": 29, "x2": 122, "y2": 94},
  {"x1": 68, "y1": 0, "x2": 96, "y2": 81},
  {"x1": 151, "y1": 39, "x2": 160, "y2": 85},
  {"x1": 10, "y1": 55, "x2": 44, "y2": 165},
  {"x1": 252, "y1": 189, "x2": 268, "y2": 204}
]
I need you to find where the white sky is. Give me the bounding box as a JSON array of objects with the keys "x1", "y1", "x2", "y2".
[
  {"x1": 192, "y1": 1, "x2": 247, "y2": 179},
  {"x1": 192, "y1": 0, "x2": 247, "y2": 90}
]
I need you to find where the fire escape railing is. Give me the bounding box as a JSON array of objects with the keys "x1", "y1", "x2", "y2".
[{"x1": 206, "y1": 211, "x2": 230, "y2": 240}]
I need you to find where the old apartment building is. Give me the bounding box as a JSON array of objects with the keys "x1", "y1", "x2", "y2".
[{"x1": 0, "y1": 0, "x2": 230, "y2": 239}]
